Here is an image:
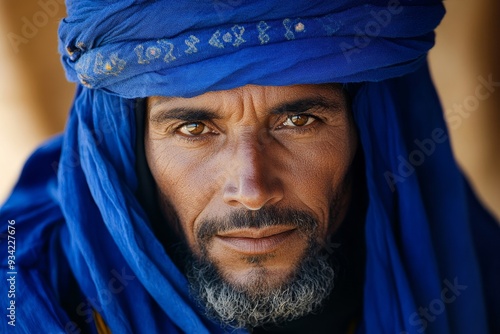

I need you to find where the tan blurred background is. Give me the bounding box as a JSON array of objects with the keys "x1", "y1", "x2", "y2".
[
  {"x1": 0, "y1": 1, "x2": 499, "y2": 220},
  {"x1": 0, "y1": 0, "x2": 74, "y2": 203}
]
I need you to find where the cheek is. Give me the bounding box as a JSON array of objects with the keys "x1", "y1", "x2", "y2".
[
  {"x1": 280, "y1": 127, "x2": 356, "y2": 226},
  {"x1": 145, "y1": 138, "x2": 217, "y2": 247}
]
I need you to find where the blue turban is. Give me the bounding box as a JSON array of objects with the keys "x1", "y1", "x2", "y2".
[{"x1": 1, "y1": 1, "x2": 499, "y2": 333}]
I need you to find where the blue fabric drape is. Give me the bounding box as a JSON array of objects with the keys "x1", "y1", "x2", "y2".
[
  {"x1": 1, "y1": 1, "x2": 498, "y2": 333},
  {"x1": 353, "y1": 65, "x2": 496, "y2": 333}
]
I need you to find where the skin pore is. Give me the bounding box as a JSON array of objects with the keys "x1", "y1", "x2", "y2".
[{"x1": 145, "y1": 84, "x2": 358, "y2": 328}]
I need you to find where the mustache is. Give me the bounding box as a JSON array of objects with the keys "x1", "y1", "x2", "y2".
[{"x1": 196, "y1": 207, "x2": 319, "y2": 243}]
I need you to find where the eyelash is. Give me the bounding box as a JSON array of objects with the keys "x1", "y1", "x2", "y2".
[{"x1": 172, "y1": 114, "x2": 321, "y2": 142}]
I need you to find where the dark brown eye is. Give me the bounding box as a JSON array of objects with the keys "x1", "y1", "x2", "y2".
[
  {"x1": 283, "y1": 115, "x2": 315, "y2": 127},
  {"x1": 178, "y1": 122, "x2": 208, "y2": 136}
]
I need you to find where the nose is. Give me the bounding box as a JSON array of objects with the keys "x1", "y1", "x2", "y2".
[{"x1": 222, "y1": 136, "x2": 284, "y2": 210}]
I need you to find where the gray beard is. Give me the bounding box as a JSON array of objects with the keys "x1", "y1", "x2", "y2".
[{"x1": 187, "y1": 245, "x2": 336, "y2": 329}]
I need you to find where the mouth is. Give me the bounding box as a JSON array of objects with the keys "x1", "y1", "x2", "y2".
[{"x1": 215, "y1": 226, "x2": 297, "y2": 255}]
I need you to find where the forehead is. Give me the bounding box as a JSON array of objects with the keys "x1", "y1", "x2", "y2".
[{"x1": 147, "y1": 84, "x2": 345, "y2": 113}]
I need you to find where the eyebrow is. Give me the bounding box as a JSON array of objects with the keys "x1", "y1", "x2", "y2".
[
  {"x1": 270, "y1": 97, "x2": 342, "y2": 115},
  {"x1": 149, "y1": 105, "x2": 220, "y2": 124},
  {"x1": 149, "y1": 96, "x2": 343, "y2": 124}
]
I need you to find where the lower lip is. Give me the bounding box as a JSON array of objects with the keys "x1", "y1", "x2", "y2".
[{"x1": 215, "y1": 229, "x2": 297, "y2": 255}]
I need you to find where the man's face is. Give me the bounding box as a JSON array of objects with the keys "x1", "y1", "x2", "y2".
[{"x1": 145, "y1": 84, "x2": 358, "y2": 326}]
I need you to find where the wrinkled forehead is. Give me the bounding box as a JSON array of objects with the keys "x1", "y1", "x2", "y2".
[{"x1": 146, "y1": 84, "x2": 347, "y2": 116}]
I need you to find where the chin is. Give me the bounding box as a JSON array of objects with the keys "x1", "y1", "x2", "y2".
[
  {"x1": 220, "y1": 262, "x2": 300, "y2": 294},
  {"x1": 186, "y1": 243, "x2": 336, "y2": 329}
]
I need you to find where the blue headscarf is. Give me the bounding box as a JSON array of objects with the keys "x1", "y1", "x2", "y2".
[{"x1": 1, "y1": 1, "x2": 499, "y2": 333}]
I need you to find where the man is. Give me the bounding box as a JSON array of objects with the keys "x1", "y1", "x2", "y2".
[
  {"x1": 143, "y1": 84, "x2": 366, "y2": 332},
  {"x1": 1, "y1": 1, "x2": 499, "y2": 333}
]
